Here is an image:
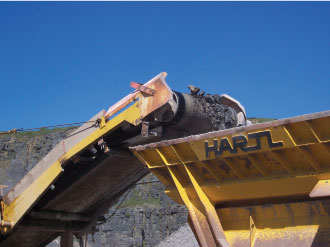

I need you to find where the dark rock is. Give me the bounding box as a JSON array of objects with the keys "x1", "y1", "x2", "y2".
[
  {"x1": 213, "y1": 94, "x2": 221, "y2": 104},
  {"x1": 0, "y1": 129, "x2": 188, "y2": 247},
  {"x1": 187, "y1": 85, "x2": 200, "y2": 95}
]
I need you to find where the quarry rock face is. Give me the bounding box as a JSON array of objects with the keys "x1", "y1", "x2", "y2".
[
  {"x1": 0, "y1": 128, "x2": 188, "y2": 247},
  {"x1": 87, "y1": 182, "x2": 188, "y2": 247},
  {"x1": 0, "y1": 129, "x2": 73, "y2": 195}
]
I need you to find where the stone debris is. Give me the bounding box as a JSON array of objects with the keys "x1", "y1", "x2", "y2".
[
  {"x1": 0, "y1": 86, "x2": 245, "y2": 247},
  {"x1": 155, "y1": 223, "x2": 199, "y2": 247},
  {"x1": 187, "y1": 85, "x2": 200, "y2": 95},
  {"x1": 188, "y1": 86, "x2": 238, "y2": 130}
]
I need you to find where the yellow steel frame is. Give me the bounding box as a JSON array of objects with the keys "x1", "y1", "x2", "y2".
[
  {"x1": 132, "y1": 112, "x2": 330, "y2": 247},
  {"x1": 1, "y1": 105, "x2": 140, "y2": 234},
  {"x1": 0, "y1": 72, "x2": 172, "y2": 235}
]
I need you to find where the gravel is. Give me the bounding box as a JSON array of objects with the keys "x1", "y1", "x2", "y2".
[
  {"x1": 187, "y1": 85, "x2": 238, "y2": 130},
  {"x1": 155, "y1": 223, "x2": 199, "y2": 247}
]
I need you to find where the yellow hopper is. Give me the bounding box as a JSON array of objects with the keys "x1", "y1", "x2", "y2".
[{"x1": 131, "y1": 111, "x2": 330, "y2": 247}]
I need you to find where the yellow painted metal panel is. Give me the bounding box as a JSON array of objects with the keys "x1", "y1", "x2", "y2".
[
  {"x1": 0, "y1": 73, "x2": 174, "y2": 234},
  {"x1": 132, "y1": 111, "x2": 330, "y2": 246},
  {"x1": 1, "y1": 105, "x2": 141, "y2": 231},
  {"x1": 1, "y1": 161, "x2": 62, "y2": 234}
]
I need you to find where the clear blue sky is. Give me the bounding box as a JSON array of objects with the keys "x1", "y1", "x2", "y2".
[{"x1": 0, "y1": 2, "x2": 329, "y2": 131}]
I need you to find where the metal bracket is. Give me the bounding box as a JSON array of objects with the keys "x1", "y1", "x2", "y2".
[
  {"x1": 97, "y1": 139, "x2": 110, "y2": 154},
  {"x1": 250, "y1": 215, "x2": 256, "y2": 247},
  {"x1": 141, "y1": 122, "x2": 162, "y2": 138},
  {"x1": 96, "y1": 117, "x2": 107, "y2": 129},
  {"x1": 310, "y1": 179, "x2": 330, "y2": 198},
  {"x1": 130, "y1": 81, "x2": 156, "y2": 96},
  {"x1": 141, "y1": 122, "x2": 149, "y2": 138}
]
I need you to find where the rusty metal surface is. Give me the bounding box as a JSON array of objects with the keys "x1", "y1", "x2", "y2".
[
  {"x1": 137, "y1": 72, "x2": 173, "y2": 121},
  {"x1": 105, "y1": 72, "x2": 172, "y2": 121},
  {"x1": 2, "y1": 110, "x2": 105, "y2": 206},
  {"x1": 131, "y1": 109, "x2": 330, "y2": 247},
  {"x1": 104, "y1": 90, "x2": 139, "y2": 119},
  {"x1": 0, "y1": 72, "x2": 177, "y2": 246},
  {"x1": 141, "y1": 121, "x2": 149, "y2": 138},
  {"x1": 130, "y1": 81, "x2": 156, "y2": 96},
  {"x1": 132, "y1": 110, "x2": 330, "y2": 151}
]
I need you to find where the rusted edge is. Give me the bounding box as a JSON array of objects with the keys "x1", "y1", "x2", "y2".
[
  {"x1": 105, "y1": 72, "x2": 168, "y2": 119},
  {"x1": 130, "y1": 81, "x2": 156, "y2": 96},
  {"x1": 130, "y1": 110, "x2": 330, "y2": 151}
]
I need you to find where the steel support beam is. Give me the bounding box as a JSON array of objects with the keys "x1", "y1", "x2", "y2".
[
  {"x1": 60, "y1": 232, "x2": 73, "y2": 247},
  {"x1": 30, "y1": 210, "x2": 91, "y2": 222}
]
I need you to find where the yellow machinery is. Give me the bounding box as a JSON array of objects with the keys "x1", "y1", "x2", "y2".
[
  {"x1": 0, "y1": 72, "x2": 246, "y2": 247},
  {"x1": 1, "y1": 71, "x2": 329, "y2": 247},
  {"x1": 0, "y1": 72, "x2": 178, "y2": 246},
  {"x1": 131, "y1": 111, "x2": 330, "y2": 247}
]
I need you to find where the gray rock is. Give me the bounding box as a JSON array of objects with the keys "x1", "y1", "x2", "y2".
[
  {"x1": 155, "y1": 224, "x2": 199, "y2": 247},
  {"x1": 0, "y1": 128, "x2": 189, "y2": 247}
]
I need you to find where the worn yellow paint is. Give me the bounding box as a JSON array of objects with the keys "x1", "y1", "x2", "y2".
[
  {"x1": 217, "y1": 200, "x2": 328, "y2": 246},
  {"x1": 1, "y1": 106, "x2": 140, "y2": 232},
  {"x1": 171, "y1": 145, "x2": 230, "y2": 247},
  {"x1": 1, "y1": 161, "x2": 63, "y2": 233},
  {"x1": 133, "y1": 113, "x2": 330, "y2": 246},
  {"x1": 0, "y1": 73, "x2": 173, "y2": 234},
  {"x1": 249, "y1": 215, "x2": 256, "y2": 247},
  {"x1": 58, "y1": 102, "x2": 141, "y2": 167}
]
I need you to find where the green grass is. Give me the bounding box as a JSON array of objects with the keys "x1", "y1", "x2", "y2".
[
  {"x1": 1, "y1": 127, "x2": 75, "y2": 138},
  {"x1": 1, "y1": 117, "x2": 274, "y2": 139},
  {"x1": 120, "y1": 189, "x2": 161, "y2": 208}
]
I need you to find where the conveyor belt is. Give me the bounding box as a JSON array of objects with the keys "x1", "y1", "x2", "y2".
[
  {"x1": 0, "y1": 73, "x2": 174, "y2": 247},
  {"x1": 0, "y1": 72, "x2": 247, "y2": 247}
]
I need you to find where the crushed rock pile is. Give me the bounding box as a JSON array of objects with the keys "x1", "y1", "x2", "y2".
[{"x1": 156, "y1": 223, "x2": 198, "y2": 247}]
